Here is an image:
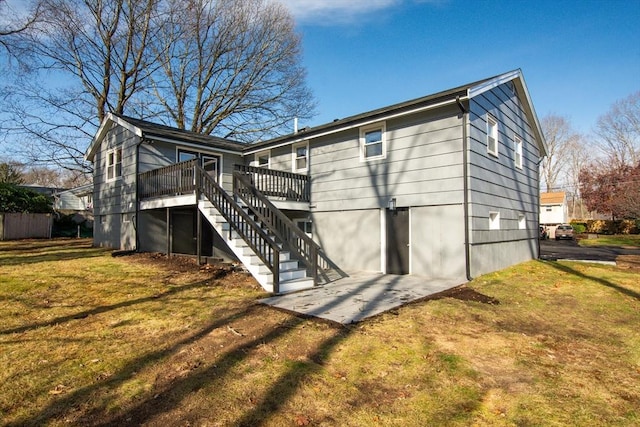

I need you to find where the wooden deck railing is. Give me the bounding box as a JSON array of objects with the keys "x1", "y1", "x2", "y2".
[
  {"x1": 138, "y1": 159, "x2": 198, "y2": 199},
  {"x1": 233, "y1": 164, "x2": 309, "y2": 203}
]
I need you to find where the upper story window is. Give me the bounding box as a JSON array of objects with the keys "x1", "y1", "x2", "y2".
[
  {"x1": 107, "y1": 147, "x2": 122, "y2": 181},
  {"x1": 360, "y1": 122, "x2": 386, "y2": 161},
  {"x1": 487, "y1": 115, "x2": 498, "y2": 157},
  {"x1": 514, "y1": 136, "x2": 523, "y2": 169},
  {"x1": 292, "y1": 142, "x2": 308, "y2": 172},
  {"x1": 256, "y1": 150, "x2": 270, "y2": 168}
]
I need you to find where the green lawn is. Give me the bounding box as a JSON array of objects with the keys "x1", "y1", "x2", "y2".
[
  {"x1": 1, "y1": 239, "x2": 639, "y2": 426},
  {"x1": 578, "y1": 234, "x2": 640, "y2": 247}
]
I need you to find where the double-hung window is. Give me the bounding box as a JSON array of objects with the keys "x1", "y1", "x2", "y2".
[
  {"x1": 292, "y1": 142, "x2": 308, "y2": 172},
  {"x1": 256, "y1": 151, "x2": 270, "y2": 168},
  {"x1": 107, "y1": 147, "x2": 122, "y2": 181},
  {"x1": 514, "y1": 136, "x2": 523, "y2": 169},
  {"x1": 360, "y1": 122, "x2": 386, "y2": 161},
  {"x1": 487, "y1": 116, "x2": 498, "y2": 157}
]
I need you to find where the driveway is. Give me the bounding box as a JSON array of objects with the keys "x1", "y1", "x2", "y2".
[{"x1": 540, "y1": 239, "x2": 638, "y2": 263}]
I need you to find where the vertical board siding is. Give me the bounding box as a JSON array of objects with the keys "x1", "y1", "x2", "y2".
[{"x1": 467, "y1": 81, "x2": 541, "y2": 259}]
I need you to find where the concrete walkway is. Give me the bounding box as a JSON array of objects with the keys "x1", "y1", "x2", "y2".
[{"x1": 259, "y1": 272, "x2": 467, "y2": 324}]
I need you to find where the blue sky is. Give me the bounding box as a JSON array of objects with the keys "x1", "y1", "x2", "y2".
[{"x1": 280, "y1": 0, "x2": 640, "y2": 135}]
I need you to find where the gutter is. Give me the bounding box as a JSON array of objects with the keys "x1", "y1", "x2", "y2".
[
  {"x1": 456, "y1": 96, "x2": 473, "y2": 281},
  {"x1": 536, "y1": 156, "x2": 545, "y2": 260},
  {"x1": 134, "y1": 137, "x2": 145, "y2": 252}
]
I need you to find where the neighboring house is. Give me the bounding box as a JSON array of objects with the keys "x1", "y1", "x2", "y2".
[
  {"x1": 85, "y1": 69, "x2": 547, "y2": 294},
  {"x1": 54, "y1": 184, "x2": 94, "y2": 212},
  {"x1": 540, "y1": 191, "x2": 568, "y2": 239},
  {"x1": 540, "y1": 192, "x2": 568, "y2": 225}
]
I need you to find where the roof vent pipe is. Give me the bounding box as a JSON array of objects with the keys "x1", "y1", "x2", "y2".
[{"x1": 294, "y1": 117, "x2": 298, "y2": 134}]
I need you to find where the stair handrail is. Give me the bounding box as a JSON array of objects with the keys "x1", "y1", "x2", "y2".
[
  {"x1": 233, "y1": 170, "x2": 346, "y2": 285},
  {"x1": 196, "y1": 164, "x2": 283, "y2": 293}
]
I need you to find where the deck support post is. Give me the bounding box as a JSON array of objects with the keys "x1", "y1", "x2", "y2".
[{"x1": 166, "y1": 207, "x2": 171, "y2": 258}]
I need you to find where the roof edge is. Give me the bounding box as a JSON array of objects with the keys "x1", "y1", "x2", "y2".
[{"x1": 85, "y1": 113, "x2": 143, "y2": 162}]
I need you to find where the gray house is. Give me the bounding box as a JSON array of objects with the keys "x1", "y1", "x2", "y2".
[{"x1": 85, "y1": 69, "x2": 547, "y2": 293}]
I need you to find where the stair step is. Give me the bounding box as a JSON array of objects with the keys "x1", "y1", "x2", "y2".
[{"x1": 276, "y1": 277, "x2": 315, "y2": 294}]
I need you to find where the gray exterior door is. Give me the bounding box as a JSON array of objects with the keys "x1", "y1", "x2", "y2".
[{"x1": 386, "y1": 208, "x2": 410, "y2": 275}]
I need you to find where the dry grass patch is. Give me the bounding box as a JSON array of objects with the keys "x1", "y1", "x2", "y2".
[{"x1": 1, "y1": 239, "x2": 639, "y2": 426}]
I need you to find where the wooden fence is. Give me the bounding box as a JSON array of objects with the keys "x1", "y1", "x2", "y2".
[{"x1": 0, "y1": 213, "x2": 53, "y2": 240}]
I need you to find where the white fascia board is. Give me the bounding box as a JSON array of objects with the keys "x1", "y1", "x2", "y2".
[
  {"x1": 469, "y1": 69, "x2": 548, "y2": 158},
  {"x1": 244, "y1": 97, "x2": 464, "y2": 156},
  {"x1": 84, "y1": 113, "x2": 143, "y2": 162},
  {"x1": 468, "y1": 69, "x2": 521, "y2": 98}
]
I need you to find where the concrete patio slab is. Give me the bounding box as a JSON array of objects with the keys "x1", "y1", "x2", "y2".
[{"x1": 259, "y1": 272, "x2": 467, "y2": 324}]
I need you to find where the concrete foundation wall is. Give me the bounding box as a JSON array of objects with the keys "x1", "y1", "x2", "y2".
[
  {"x1": 410, "y1": 204, "x2": 466, "y2": 279},
  {"x1": 312, "y1": 209, "x2": 381, "y2": 272}
]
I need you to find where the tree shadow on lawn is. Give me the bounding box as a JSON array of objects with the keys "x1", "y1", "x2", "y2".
[
  {"x1": 0, "y1": 239, "x2": 93, "y2": 253},
  {"x1": 0, "y1": 248, "x2": 108, "y2": 266},
  {"x1": 0, "y1": 278, "x2": 216, "y2": 335},
  {"x1": 13, "y1": 273, "x2": 483, "y2": 426},
  {"x1": 549, "y1": 261, "x2": 640, "y2": 301}
]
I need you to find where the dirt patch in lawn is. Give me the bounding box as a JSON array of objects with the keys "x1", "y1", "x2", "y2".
[{"x1": 616, "y1": 254, "x2": 640, "y2": 270}]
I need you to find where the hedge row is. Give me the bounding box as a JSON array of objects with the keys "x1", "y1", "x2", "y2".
[{"x1": 570, "y1": 220, "x2": 640, "y2": 235}]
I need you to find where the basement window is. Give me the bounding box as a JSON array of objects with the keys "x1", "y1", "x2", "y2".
[
  {"x1": 489, "y1": 211, "x2": 500, "y2": 230},
  {"x1": 518, "y1": 214, "x2": 526, "y2": 230}
]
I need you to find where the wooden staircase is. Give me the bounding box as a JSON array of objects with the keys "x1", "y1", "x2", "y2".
[
  {"x1": 198, "y1": 199, "x2": 314, "y2": 293},
  {"x1": 138, "y1": 159, "x2": 346, "y2": 294}
]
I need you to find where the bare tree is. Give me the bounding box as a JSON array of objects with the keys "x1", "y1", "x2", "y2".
[
  {"x1": 2, "y1": 0, "x2": 315, "y2": 173},
  {"x1": 540, "y1": 114, "x2": 578, "y2": 191},
  {"x1": 150, "y1": 0, "x2": 314, "y2": 141},
  {"x1": 0, "y1": 0, "x2": 42, "y2": 60},
  {"x1": 594, "y1": 91, "x2": 640, "y2": 168},
  {"x1": 2, "y1": 0, "x2": 162, "y2": 173},
  {"x1": 563, "y1": 135, "x2": 589, "y2": 218}
]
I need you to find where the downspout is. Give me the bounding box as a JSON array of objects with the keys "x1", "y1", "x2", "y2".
[
  {"x1": 536, "y1": 156, "x2": 545, "y2": 260},
  {"x1": 134, "y1": 138, "x2": 144, "y2": 252},
  {"x1": 456, "y1": 96, "x2": 473, "y2": 281}
]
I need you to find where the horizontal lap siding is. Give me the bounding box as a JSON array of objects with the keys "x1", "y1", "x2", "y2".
[
  {"x1": 93, "y1": 123, "x2": 138, "y2": 249},
  {"x1": 468, "y1": 81, "x2": 541, "y2": 266},
  {"x1": 305, "y1": 105, "x2": 464, "y2": 212}
]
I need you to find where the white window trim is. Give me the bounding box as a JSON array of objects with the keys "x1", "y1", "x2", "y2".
[
  {"x1": 359, "y1": 122, "x2": 387, "y2": 161},
  {"x1": 175, "y1": 147, "x2": 224, "y2": 182},
  {"x1": 487, "y1": 115, "x2": 498, "y2": 157},
  {"x1": 106, "y1": 147, "x2": 122, "y2": 182},
  {"x1": 514, "y1": 135, "x2": 523, "y2": 169},
  {"x1": 255, "y1": 150, "x2": 271, "y2": 168},
  {"x1": 295, "y1": 219, "x2": 313, "y2": 237},
  {"x1": 518, "y1": 213, "x2": 526, "y2": 230},
  {"x1": 489, "y1": 211, "x2": 500, "y2": 230},
  {"x1": 292, "y1": 141, "x2": 309, "y2": 172}
]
